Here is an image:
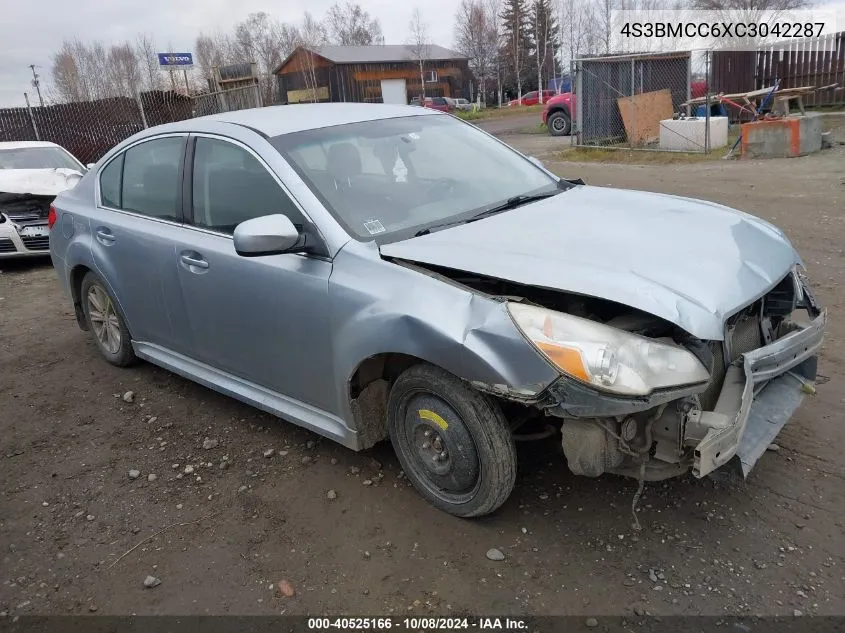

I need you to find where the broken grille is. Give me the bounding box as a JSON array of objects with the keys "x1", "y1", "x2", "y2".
[
  {"x1": 21, "y1": 236, "x2": 49, "y2": 251},
  {"x1": 699, "y1": 299, "x2": 766, "y2": 411}
]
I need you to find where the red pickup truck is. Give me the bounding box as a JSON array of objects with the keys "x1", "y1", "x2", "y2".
[{"x1": 541, "y1": 92, "x2": 576, "y2": 136}]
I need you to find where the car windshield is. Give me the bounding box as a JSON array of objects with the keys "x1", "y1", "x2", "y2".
[
  {"x1": 0, "y1": 147, "x2": 82, "y2": 170},
  {"x1": 272, "y1": 115, "x2": 559, "y2": 242}
]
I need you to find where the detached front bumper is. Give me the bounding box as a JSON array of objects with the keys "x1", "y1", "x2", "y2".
[{"x1": 689, "y1": 308, "x2": 827, "y2": 478}]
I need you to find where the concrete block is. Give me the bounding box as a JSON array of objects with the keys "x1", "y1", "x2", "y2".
[
  {"x1": 741, "y1": 113, "x2": 823, "y2": 159},
  {"x1": 659, "y1": 117, "x2": 728, "y2": 151}
]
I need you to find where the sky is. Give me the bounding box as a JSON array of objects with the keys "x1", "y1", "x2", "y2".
[
  {"x1": 2, "y1": 0, "x2": 845, "y2": 108},
  {"x1": 1, "y1": 0, "x2": 457, "y2": 108}
]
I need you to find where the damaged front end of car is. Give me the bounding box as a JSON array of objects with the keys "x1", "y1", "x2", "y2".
[
  {"x1": 0, "y1": 192, "x2": 54, "y2": 256},
  {"x1": 402, "y1": 261, "x2": 825, "y2": 484},
  {"x1": 542, "y1": 268, "x2": 825, "y2": 483},
  {"x1": 0, "y1": 168, "x2": 83, "y2": 257}
]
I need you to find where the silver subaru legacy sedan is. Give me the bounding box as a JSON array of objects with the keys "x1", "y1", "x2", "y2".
[{"x1": 49, "y1": 104, "x2": 826, "y2": 517}]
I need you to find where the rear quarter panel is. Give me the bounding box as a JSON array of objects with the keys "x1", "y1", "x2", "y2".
[{"x1": 50, "y1": 179, "x2": 97, "y2": 302}]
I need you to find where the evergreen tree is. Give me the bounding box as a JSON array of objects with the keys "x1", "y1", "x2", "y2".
[
  {"x1": 532, "y1": 0, "x2": 559, "y2": 99},
  {"x1": 499, "y1": 0, "x2": 533, "y2": 98}
]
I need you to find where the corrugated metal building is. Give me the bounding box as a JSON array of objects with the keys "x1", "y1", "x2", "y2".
[{"x1": 274, "y1": 45, "x2": 471, "y2": 105}]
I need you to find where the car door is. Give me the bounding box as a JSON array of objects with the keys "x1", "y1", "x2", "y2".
[
  {"x1": 172, "y1": 134, "x2": 335, "y2": 412},
  {"x1": 89, "y1": 134, "x2": 193, "y2": 352}
]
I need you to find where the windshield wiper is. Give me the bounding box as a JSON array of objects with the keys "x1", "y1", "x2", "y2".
[
  {"x1": 413, "y1": 187, "x2": 565, "y2": 237},
  {"x1": 469, "y1": 190, "x2": 561, "y2": 222},
  {"x1": 414, "y1": 219, "x2": 465, "y2": 237}
]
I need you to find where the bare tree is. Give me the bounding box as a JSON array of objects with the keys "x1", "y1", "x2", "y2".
[
  {"x1": 454, "y1": 0, "x2": 499, "y2": 104},
  {"x1": 297, "y1": 11, "x2": 328, "y2": 103},
  {"x1": 559, "y1": 0, "x2": 591, "y2": 71},
  {"x1": 194, "y1": 33, "x2": 221, "y2": 91},
  {"x1": 108, "y1": 43, "x2": 142, "y2": 97},
  {"x1": 51, "y1": 41, "x2": 86, "y2": 102},
  {"x1": 691, "y1": 0, "x2": 808, "y2": 10},
  {"x1": 51, "y1": 38, "x2": 142, "y2": 102},
  {"x1": 500, "y1": 0, "x2": 531, "y2": 100},
  {"x1": 135, "y1": 34, "x2": 160, "y2": 91},
  {"x1": 407, "y1": 8, "x2": 432, "y2": 100},
  {"x1": 487, "y1": 0, "x2": 504, "y2": 106},
  {"x1": 532, "y1": 0, "x2": 558, "y2": 102},
  {"x1": 595, "y1": 0, "x2": 615, "y2": 54},
  {"x1": 325, "y1": 2, "x2": 384, "y2": 45},
  {"x1": 234, "y1": 12, "x2": 287, "y2": 103}
]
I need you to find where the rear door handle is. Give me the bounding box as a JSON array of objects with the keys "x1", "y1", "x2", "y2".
[
  {"x1": 95, "y1": 227, "x2": 115, "y2": 245},
  {"x1": 180, "y1": 253, "x2": 209, "y2": 270}
]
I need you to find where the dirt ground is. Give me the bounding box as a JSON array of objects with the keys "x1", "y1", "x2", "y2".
[{"x1": 1, "y1": 117, "x2": 844, "y2": 619}]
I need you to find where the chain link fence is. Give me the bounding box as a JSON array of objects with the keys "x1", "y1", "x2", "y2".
[
  {"x1": 571, "y1": 49, "x2": 719, "y2": 153},
  {"x1": 1, "y1": 82, "x2": 269, "y2": 165}
]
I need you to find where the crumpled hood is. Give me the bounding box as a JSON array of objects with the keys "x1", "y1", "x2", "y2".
[
  {"x1": 380, "y1": 185, "x2": 799, "y2": 340},
  {"x1": 0, "y1": 168, "x2": 84, "y2": 196}
]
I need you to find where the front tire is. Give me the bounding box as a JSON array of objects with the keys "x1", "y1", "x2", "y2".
[
  {"x1": 387, "y1": 364, "x2": 517, "y2": 517},
  {"x1": 80, "y1": 272, "x2": 137, "y2": 367},
  {"x1": 547, "y1": 110, "x2": 571, "y2": 136}
]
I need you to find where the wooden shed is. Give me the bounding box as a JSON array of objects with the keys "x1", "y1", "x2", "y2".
[{"x1": 274, "y1": 45, "x2": 471, "y2": 105}]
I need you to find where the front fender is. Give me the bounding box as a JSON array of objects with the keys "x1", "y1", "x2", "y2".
[{"x1": 329, "y1": 244, "x2": 560, "y2": 426}]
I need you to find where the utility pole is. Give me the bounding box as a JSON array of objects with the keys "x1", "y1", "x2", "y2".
[{"x1": 29, "y1": 64, "x2": 44, "y2": 107}]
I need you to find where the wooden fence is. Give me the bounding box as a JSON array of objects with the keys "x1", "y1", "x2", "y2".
[
  {"x1": 712, "y1": 31, "x2": 845, "y2": 108},
  {"x1": 0, "y1": 91, "x2": 194, "y2": 165}
]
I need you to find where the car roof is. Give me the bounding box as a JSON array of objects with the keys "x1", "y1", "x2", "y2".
[
  {"x1": 0, "y1": 140, "x2": 64, "y2": 150},
  {"x1": 189, "y1": 103, "x2": 440, "y2": 137}
]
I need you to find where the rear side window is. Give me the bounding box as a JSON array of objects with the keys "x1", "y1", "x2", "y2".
[
  {"x1": 99, "y1": 153, "x2": 123, "y2": 208},
  {"x1": 120, "y1": 137, "x2": 184, "y2": 221}
]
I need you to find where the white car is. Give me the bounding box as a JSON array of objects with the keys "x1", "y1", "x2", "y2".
[
  {"x1": 452, "y1": 98, "x2": 474, "y2": 111},
  {"x1": 0, "y1": 141, "x2": 86, "y2": 258}
]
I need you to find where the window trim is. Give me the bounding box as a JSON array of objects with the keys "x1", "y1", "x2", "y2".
[
  {"x1": 184, "y1": 133, "x2": 330, "y2": 257},
  {"x1": 94, "y1": 133, "x2": 189, "y2": 226}
]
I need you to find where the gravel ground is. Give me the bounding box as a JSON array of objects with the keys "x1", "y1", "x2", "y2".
[{"x1": 1, "y1": 118, "x2": 844, "y2": 618}]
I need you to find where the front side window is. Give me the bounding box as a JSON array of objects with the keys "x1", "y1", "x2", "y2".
[
  {"x1": 120, "y1": 137, "x2": 184, "y2": 221},
  {"x1": 273, "y1": 114, "x2": 559, "y2": 243},
  {"x1": 191, "y1": 137, "x2": 304, "y2": 235}
]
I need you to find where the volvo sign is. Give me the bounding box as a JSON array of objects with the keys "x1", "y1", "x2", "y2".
[{"x1": 157, "y1": 53, "x2": 193, "y2": 68}]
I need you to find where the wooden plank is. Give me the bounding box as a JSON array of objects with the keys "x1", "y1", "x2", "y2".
[
  {"x1": 755, "y1": 47, "x2": 766, "y2": 91},
  {"x1": 616, "y1": 88, "x2": 673, "y2": 146},
  {"x1": 820, "y1": 34, "x2": 833, "y2": 104},
  {"x1": 837, "y1": 33, "x2": 845, "y2": 104}
]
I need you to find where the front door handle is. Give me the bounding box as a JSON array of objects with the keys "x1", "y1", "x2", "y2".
[{"x1": 180, "y1": 253, "x2": 209, "y2": 270}]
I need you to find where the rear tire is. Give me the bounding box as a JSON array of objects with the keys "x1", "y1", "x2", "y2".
[
  {"x1": 547, "y1": 111, "x2": 571, "y2": 136},
  {"x1": 387, "y1": 364, "x2": 517, "y2": 518},
  {"x1": 80, "y1": 272, "x2": 137, "y2": 367}
]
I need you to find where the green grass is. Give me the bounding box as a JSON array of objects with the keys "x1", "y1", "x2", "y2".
[
  {"x1": 552, "y1": 131, "x2": 741, "y2": 164},
  {"x1": 453, "y1": 104, "x2": 545, "y2": 121},
  {"x1": 514, "y1": 123, "x2": 549, "y2": 135}
]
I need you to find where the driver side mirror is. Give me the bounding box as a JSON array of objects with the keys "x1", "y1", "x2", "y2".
[{"x1": 234, "y1": 214, "x2": 301, "y2": 257}]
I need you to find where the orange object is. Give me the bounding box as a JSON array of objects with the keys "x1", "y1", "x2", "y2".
[{"x1": 537, "y1": 343, "x2": 590, "y2": 381}]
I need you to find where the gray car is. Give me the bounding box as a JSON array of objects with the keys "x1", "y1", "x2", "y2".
[{"x1": 49, "y1": 104, "x2": 826, "y2": 517}]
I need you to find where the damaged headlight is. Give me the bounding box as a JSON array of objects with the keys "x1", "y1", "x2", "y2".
[{"x1": 507, "y1": 303, "x2": 710, "y2": 396}]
